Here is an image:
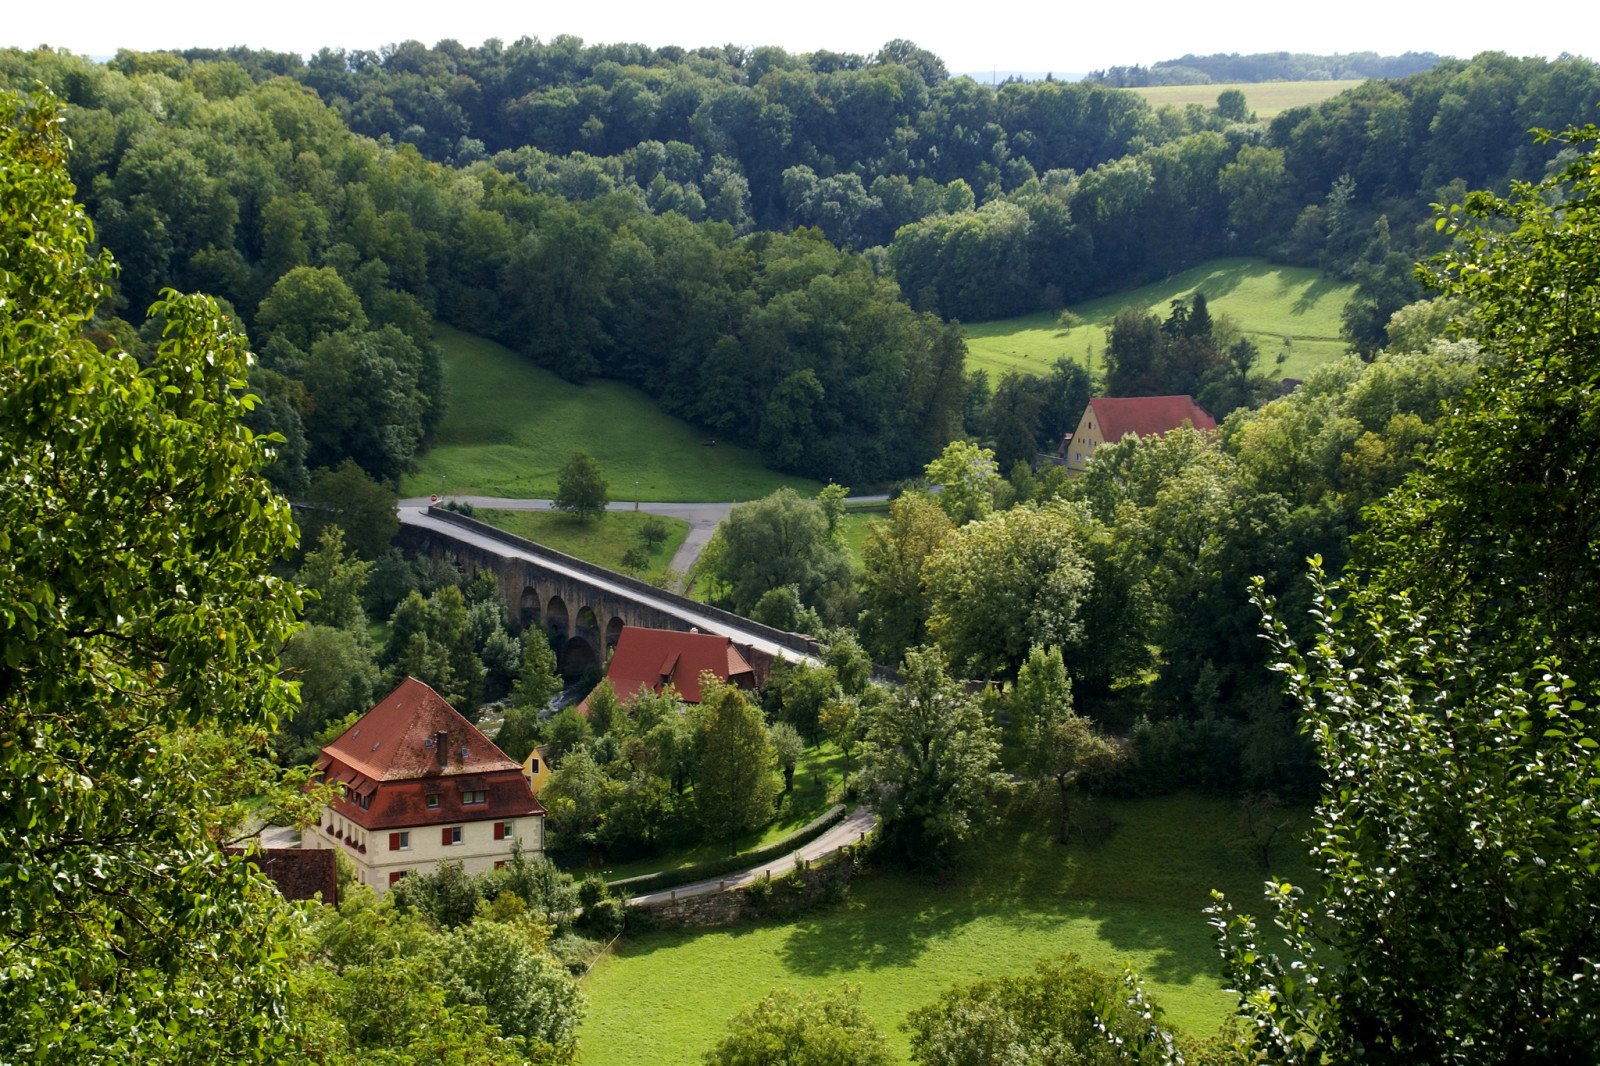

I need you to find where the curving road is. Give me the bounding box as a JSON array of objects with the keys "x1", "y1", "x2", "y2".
[{"x1": 624, "y1": 805, "x2": 877, "y2": 906}]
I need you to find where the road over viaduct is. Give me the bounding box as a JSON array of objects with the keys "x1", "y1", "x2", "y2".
[{"x1": 395, "y1": 505, "x2": 819, "y2": 678}]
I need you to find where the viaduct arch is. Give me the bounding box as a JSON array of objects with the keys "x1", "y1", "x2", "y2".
[{"x1": 395, "y1": 505, "x2": 819, "y2": 679}]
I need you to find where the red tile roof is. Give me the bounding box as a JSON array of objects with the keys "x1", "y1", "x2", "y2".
[
  {"x1": 318, "y1": 677, "x2": 522, "y2": 781},
  {"x1": 227, "y1": 847, "x2": 338, "y2": 904},
  {"x1": 1090, "y1": 396, "x2": 1216, "y2": 442},
  {"x1": 602, "y1": 626, "x2": 756, "y2": 704}
]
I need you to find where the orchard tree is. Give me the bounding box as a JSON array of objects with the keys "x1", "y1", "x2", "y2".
[
  {"x1": 0, "y1": 90, "x2": 304, "y2": 1061},
  {"x1": 856, "y1": 492, "x2": 953, "y2": 665},
  {"x1": 698, "y1": 489, "x2": 852, "y2": 618},
  {"x1": 704, "y1": 986, "x2": 895, "y2": 1066},
  {"x1": 857, "y1": 647, "x2": 1003, "y2": 867},
  {"x1": 696, "y1": 686, "x2": 780, "y2": 854},
  {"x1": 554, "y1": 451, "x2": 609, "y2": 521},
  {"x1": 924, "y1": 440, "x2": 1000, "y2": 525},
  {"x1": 922, "y1": 500, "x2": 1095, "y2": 680}
]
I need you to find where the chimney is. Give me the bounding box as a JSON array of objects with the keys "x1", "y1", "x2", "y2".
[{"x1": 434, "y1": 730, "x2": 448, "y2": 768}]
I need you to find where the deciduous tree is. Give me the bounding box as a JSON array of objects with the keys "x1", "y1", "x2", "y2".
[
  {"x1": 554, "y1": 451, "x2": 610, "y2": 521},
  {"x1": 0, "y1": 90, "x2": 302, "y2": 1061},
  {"x1": 695, "y1": 687, "x2": 780, "y2": 854}
]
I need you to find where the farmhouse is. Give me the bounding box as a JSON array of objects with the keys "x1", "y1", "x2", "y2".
[
  {"x1": 1057, "y1": 395, "x2": 1217, "y2": 475},
  {"x1": 303, "y1": 677, "x2": 544, "y2": 895},
  {"x1": 588, "y1": 624, "x2": 758, "y2": 708}
]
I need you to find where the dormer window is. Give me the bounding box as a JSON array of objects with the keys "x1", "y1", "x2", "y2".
[
  {"x1": 462, "y1": 790, "x2": 486, "y2": 806},
  {"x1": 426, "y1": 794, "x2": 440, "y2": 809}
]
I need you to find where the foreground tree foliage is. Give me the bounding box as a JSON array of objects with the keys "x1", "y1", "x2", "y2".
[
  {"x1": 0, "y1": 91, "x2": 302, "y2": 1060},
  {"x1": 1213, "y1": 573, "x2": 1600, "y2": 1062},
  {"x1": 1213, "y1": 126, "x2": 1600, "y2": 1064},
  {"x1": 906, "y1": 956, "x2": 1208, "y2": 1066}
]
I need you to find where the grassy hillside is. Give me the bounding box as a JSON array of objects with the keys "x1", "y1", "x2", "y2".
[
  {"x1": 403, "y1": 327, "x2": 821, "y2": 502},
  {"x1": 963, "y1": 258, "x2": 1354, "y2": 384},
  {"x1": 1131, "y1": 80, "x2": 1365, "y2": 119},
  {"x1": 578, "y1": 793, "x2": 1311, "y2": 1064}
]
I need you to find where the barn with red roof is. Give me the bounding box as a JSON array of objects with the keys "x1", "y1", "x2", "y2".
[
  {"x1": 1056, "y1": 395, "x2": 1217, "y2": 475},
  {"x1": 585, "y1": 625, "x2": 757, "y2": 711},
  {"x1": 302, "y1": 677, "x2": 544, "y2": 896}
]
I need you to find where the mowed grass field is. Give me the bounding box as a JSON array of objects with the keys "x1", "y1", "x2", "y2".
[
  {"x1": 402, "y1": 327, "x2": 820, "y2": 502},
  {"x1": 578, "y1": 793, "x2": 1312, "y2": 1064},
  {"x1": 1131, "y1": 80, "x2": 1364, "y2": 119},
  {"x1": 963, "y1": 258, "x2": 1354, "y2": 384},
  {"x1": 473, "y1": 509, "x2": 689, "y2": 585}
]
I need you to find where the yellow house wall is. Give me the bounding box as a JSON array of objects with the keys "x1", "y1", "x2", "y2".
[{"x1": 1065, "y1": 404, "x2": 1109, "y2": 476}]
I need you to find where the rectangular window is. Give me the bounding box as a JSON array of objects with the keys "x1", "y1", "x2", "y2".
[
  {"x1": 530, "y1": 759, "x2": 539, "y2": 773},
  {"x1": 389, "y1": 871, "x2": 405, "y2": 886},
  {"x1": 462, "y1": 789, "x2": 486, "y2": 806},
  {"x1": 389, "y1": 831, "x2": 410, "y2": 851},
  {"x1": 357, "y1": 792, "x2": 371, "y2": 810},
  {"x1": 494, "y1": 860, "x2": 506, "y2": 870},
  {"x1": 494, "y1": 821, "x2": 514, "y2": 841},
  {"x1": 442, "y1": 826, "x2": 462, "y2": 846},
  {"x1": 426, "y1": 794, "x2": 440, "y2": 809}
]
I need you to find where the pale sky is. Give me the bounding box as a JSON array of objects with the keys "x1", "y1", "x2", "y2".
[{"x1": 6, "y1": 0, "x2": 1596, "y2": 77}]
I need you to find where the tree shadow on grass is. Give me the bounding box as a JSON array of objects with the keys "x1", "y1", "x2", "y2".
[{"x1": 1291, "y1": 275, "x2": 1348, "y2": 316}]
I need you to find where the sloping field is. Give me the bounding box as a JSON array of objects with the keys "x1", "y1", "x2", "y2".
[
  {"x1": 402, "y1": 327, "x2": 819, "y2": 502},
  {"x1": 963, "y1": 258, "x2": 1354, "y2": 383},
  {"x1": 578, "y1": 793, "x2": 1311, "y2": 1065},
  {"x1": 1131, "y1": 80, "x2": 1364, "y2": 119}
]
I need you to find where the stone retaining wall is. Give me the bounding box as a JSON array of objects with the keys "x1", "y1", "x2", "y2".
[{"x1": 633, "y1": 852, "x2": 855, "y2": 930}]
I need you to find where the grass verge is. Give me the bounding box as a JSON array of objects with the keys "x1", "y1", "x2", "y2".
[
  {"x1": 963, "y1": 257, "x2": 1354, "y2": 384},
  {"x1": 578, "y1": 792, "x2": 1312, "y2": 1064},
  {"x1": 404, "y1": 326, "x2": 820, "y2": 502},
  {"x1": 473, "y1": 509, "x2": 690, "y2": 586}
]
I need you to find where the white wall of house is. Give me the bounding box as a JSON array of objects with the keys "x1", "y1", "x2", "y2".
[{"x1": 303, "y1": 810, "x2": 545, "y2": 896}]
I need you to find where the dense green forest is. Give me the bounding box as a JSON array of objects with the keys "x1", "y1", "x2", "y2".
[{"x1": 1, "y1": 44, "x2": 1596, "y2": 485}]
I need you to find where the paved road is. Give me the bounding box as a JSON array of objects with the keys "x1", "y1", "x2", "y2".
[
  {"x1": 399, "y1": 505, "x2": 819, "y2": 666},
  {"x1": 400, "y1": 494, "x2": 888, "y2": 576},
  {"x1": 624, "y1": 805, "x2": 877, "y2": 906}
]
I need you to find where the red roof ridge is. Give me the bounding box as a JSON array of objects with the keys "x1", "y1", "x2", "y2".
[
  {"x1": 603, "y1": 626, "x2": 756, "y2": 704},
  {"x1": 321, "y1": 677, "x2": 521, "y2": 781},
  {"x1": 1089, "y1": 395, "x2": 1216, "y2": 442}
]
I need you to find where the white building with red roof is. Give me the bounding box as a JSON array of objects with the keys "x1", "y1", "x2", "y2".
[
  {"x1": 303, "y1": 677, "x2": 544, "y2": 895},
  {"x1": 1057, "y1": 395, "x2": 1217, "y2": 475}
]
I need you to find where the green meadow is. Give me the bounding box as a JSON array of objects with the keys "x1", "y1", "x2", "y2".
[
  {"x1": 963, "y1": 258, "x2": 1355, "y2": 385},
  {"x1": 402, "y1": 327, "x2": 820, "y2": 503},
  {"x1": 578, "y1": 793, "x2": 1311, "y2": 1064},
  {"x1": 1131, "y1": 80, "x2": 1365, "y2": 119},
  {"x1": 473, "y1": 509, "x2": 690, "y2": 586}
]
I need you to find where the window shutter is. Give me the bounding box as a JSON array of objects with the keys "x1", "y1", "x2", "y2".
[
  {"x1": 493, "y1": 822, "x2": 505, "y2": 841},
  {"x1": 442, "y1": 826, "x2": 452, "y2": 846},
  {"x1": 389, "y1": 871, "x2": 404, "y2": 885},
  {"x1": 389, "y1": 832, "x2": 400, "y2": 851}
]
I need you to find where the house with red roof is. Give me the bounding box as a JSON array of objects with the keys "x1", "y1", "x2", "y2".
[
  {"x1": 302, "y1": 677, "x2": 544, "y2": 896},
  {"x1": 1057, "y1": 395, "x2": 1217, "y2": 475},
  {"x1": 588, "y1": 625, "x2": 757, "y2": 710}
]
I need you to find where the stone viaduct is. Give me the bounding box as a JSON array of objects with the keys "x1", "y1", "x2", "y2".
[{"x1": 394, "y1": 505, "x2": 819, "y2": 679}]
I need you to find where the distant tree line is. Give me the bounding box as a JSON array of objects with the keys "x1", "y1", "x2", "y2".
[
  {"x1": 2, "y1": 44, "x2": 1596, "y2": 488},
  {"x1": 1086, "y1": 50, "x2": 1444, "y2": 87}
]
